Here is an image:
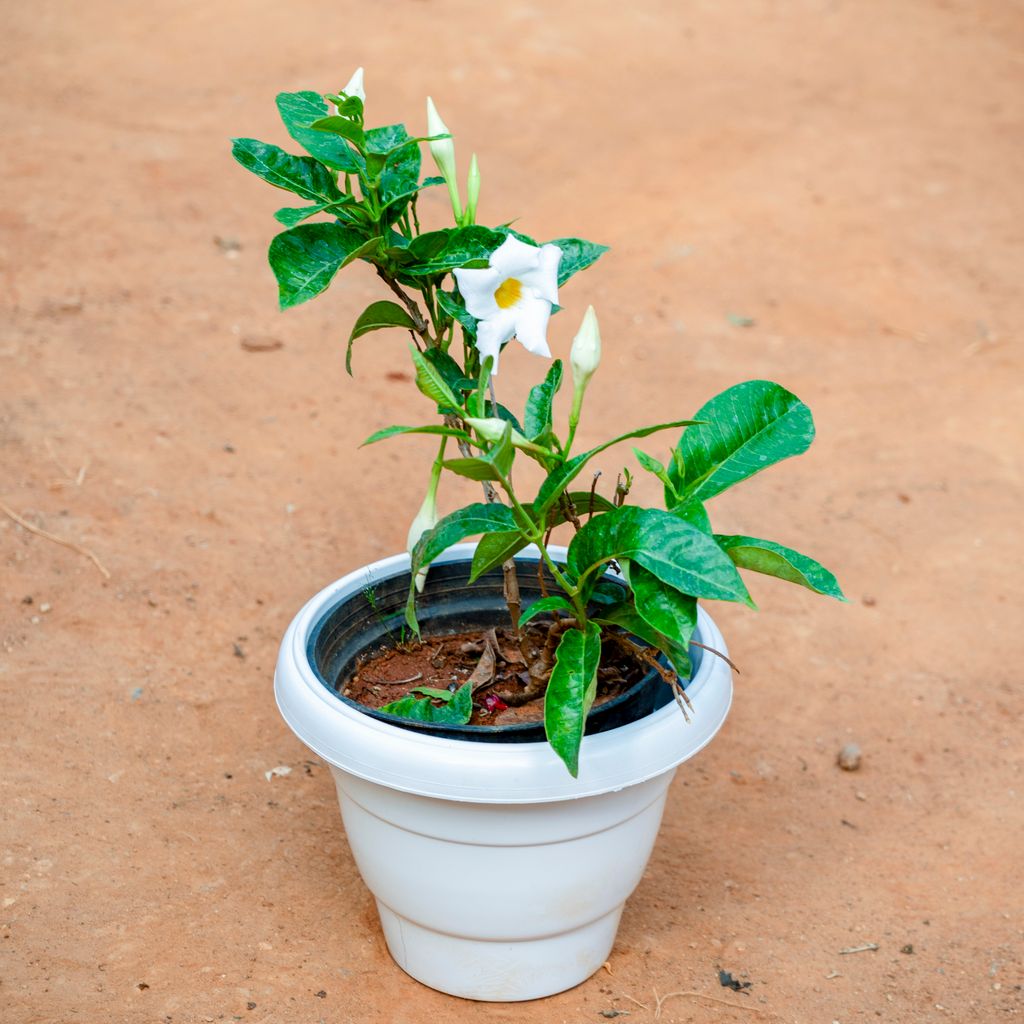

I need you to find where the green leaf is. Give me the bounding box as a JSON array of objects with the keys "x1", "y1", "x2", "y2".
[
  {"x1": 668, "y1": 380, "x2": 815, "y2": 503},
  {"x1": 443, "y1": 422, "x2": 514, "y2": 482},
  {"x1": 715, "y1": 535, "x2": 846, "y2": 600},
  {"x1": 546, "y1": 237, "x2": 609, "y2": 287},
  {"x1": 309, "y1": 115, "x2": 366, "y2": 152},
  {"x1": 625, "y1": 561, "x2": 698, "y2": 650},
  {"x1": 544, "y1": 623, "x2": 603, "y2": 777},
  {"x1": 533, "y1": 419, "x2": 701, "y2": 519},
  {"x1": 366, "y1": 125, "x2": 422, "y2": 204},
  {"x1": 435, "y1": 288, "x2": 478, "y2": 340},
  {"x1": 268, "y1": 223, "x2": 369, "y2": 309},
  {"x1": 633, "y1": 448, "x2": 676, "y2": 495},
  {"x1": 671, "y1": 499, "x2": 712, "y2": 533},
  {"x1": 345, "y1": 300, "x2": 416, "y2": 374},
  {"x1": 276, "y1": 91, "x2": 362, "y2": 173},
  {"x1": 421, "y1": 347, "x2": 477, "y2": 396},
  {"x1": 231, "y1": 138, "x2": 345, "y2": 205},
  {"x1": 407, "y1": 504, "x2": 521, "y2": 633},
  {"x1": 404, "y1": 226, "x2": 508, "y2": 276},
  {"x1": 274, "y1": 204, "x2": 328, "y2": 228},
  {"x1": 409, "y1": 345, "x2": 462, "y2": 410},
  {"x1": 519, "y1": 595, "x2": 575, "y2": 627},
  {"x1": 360, "y1": 424, "x2": 470, "y2": 447},
  {"x1": 596, "y1": 600, "x2": 691, "y2": 680},
  {"x1": 524, "y1": 360, "x2": 563, "y2": 441},
  {"x1": 567, "y1": 506, "x2": 752, "y2": 605},
  {"x1": 379, "y1": 680, "x2": 473, "y2": 725},
  {"x1": 468, "y1": 531, "x2": 529, "y2": 583}
]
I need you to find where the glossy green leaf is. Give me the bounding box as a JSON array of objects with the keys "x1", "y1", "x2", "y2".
[
  {"x1": 421, "y1": 347, "x2": 476, "y2": 396},
  {"x1": 524, "y1": 360, "x2": 563, "y2": 441},
  {"x1": 435, "y1": 288, "x2": 478, "y2": 340},
  {"x1": 716, "y1": 535, "x2": 845, "y2": 600},
  {"x1": 668, "y1": 380, "x2": 814, "y2": 503},
  {"x1": 379, "y1": 680, "x2": 473, "y2": 724},
  {"x1": 231, "y1": 138, "x2": 345, "y2": 205},
  {"x1": 309, "y1": 115, "x2": 366, "y2": 150},
  {"x1": 345, "y1": 301, "x2": 416, "y2": 374},
  {"x1": 268, "y1": 223, "x2": 368, "y2": 309},
  {"x1": 406, "y1": 503, "x2": 521, "y2": 632},
  {"x1": 361, "y1": 424, "x2": 469, "y2": 447},
  {"x1": 274, "y1": 204, "x2": 328, "y2": 228},
  {"x1": 671, "y1": 499, "x2": 712, "y2": 533},
  {"x1": 276, "y1": 90, "x2": 362, "y2": 172},
  {"x1": 596, "y1": 600, "x2": 691, "y2": 680},
  {"x1": 442, "y1": 422, "x2": 514, "y2": 482},
  {"x1": 626, "y1": 561, "x2": 698, "y2": 650},
  {"x1": 404, "y1": 226, "x2": 508, "y2": 275},
  {"x1": 546, "y1": 237, "x2": 609, "y2": 287},
  {"x1": 633, "y1": 448, "x2": 676, "y2": 494},
  {"x1": 544, "y1": 622, "x2": 603, "y2": 777},
  {"x1": 567, "y1": 506, "x2": 752, "y2": 605},
  {"x1": 409, "y1": 345, "x2": 461, "y2": 410},
  {"x1": 365, "y1": 125, "x2": 422, "y2": 204},
  {"x1": 469, "y1": 531, "x2": 529, "y2": 583},
  {"x1": 519, "y1": 595, "x2": 575, "y2": 627}
]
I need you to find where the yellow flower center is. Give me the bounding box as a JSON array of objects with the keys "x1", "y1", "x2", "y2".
[{"x1": 494, "y1": 277, "x2": 522, "y2": 310}]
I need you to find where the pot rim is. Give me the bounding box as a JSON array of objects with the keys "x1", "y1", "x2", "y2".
[{"x1": 274, "y1": 543, "x2": 733, "y2": 803}]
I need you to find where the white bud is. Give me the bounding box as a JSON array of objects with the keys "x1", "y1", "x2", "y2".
[
  {"x1": 569, "y1": 306, "x2": 602, "y2": 429},
  {"x1": 341, "y1": 67, "x2": 365, "y2": 102},
  {"x1": 570, "y1": 305, "x2": 602, "y2": 386},
  {"x1": 426, "y1": 96, "x2": 463, "y2": 223},
  {"x1": 466, "y1": 153, "x2": 480, "y2": 225},
  {"x1": 407, "y1": 484, "x2": 439, "y2": 593}
]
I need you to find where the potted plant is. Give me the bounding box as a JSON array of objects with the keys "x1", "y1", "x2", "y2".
[{"x1": 234, "y1": 68, "x2": 844, "y2": 1001}]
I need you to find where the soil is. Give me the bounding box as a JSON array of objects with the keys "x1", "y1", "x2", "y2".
[
  {"x1": 2, "y1": 2, "x2": 1023, "y2": 1023},
  {"x1": 344, "y1": 623, "x2": 649, "y2": 726}
]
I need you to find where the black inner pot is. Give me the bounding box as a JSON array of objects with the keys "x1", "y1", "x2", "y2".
[{"x1": 307, "y1": 558, "x2": 692, "y2": 743}]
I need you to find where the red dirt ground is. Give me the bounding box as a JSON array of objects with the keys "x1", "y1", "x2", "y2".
[{"x1": 2, "y1": 2, "x2": 1022, "y2": 1021}]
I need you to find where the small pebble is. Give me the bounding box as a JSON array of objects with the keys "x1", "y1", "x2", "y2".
[
  {"x1": 837, "y1": 743, "x2": 862, "y2": 771},
  {"x1": 39, "y1": 602, "x2": 51, "y2": 613},
  {"x1": 901, "y1": 944, "x2": 914, "y2": 954},
  {"x1": 855, "y1": 790, "x2": 867, "y2": 801}
]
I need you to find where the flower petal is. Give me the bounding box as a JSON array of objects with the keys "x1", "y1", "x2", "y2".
[
  {"x1": 518, "y1": 244, "x2": 561, "y2": 305},
  {"x1": 512, "y1": 294, "x2": 552, "y2": 359},
  {"x1": 475, "y1": 309, "x2": 518, "y2": 374},
  {"x1": 489, "y1": 235, "x2": 543, "y2": 279},
  {"x1": 453, "y1": 267, "x2": 501, "y2": 319}
]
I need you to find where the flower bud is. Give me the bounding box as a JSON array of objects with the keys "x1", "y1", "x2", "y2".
[
  {"x1": 407, "y1": 479, "x2": 439, "y2": 593},
  {"x1": 342, "y1": 67, "x2": 365, "y2": 102},
  {"x1": 465, "y1": 153, "x2": 480, "y2": 225},
  {"x1": 569, "y1": 306, "x2": 601, "y2": 427},
  {"x1": 426, "y1": 96, "x2": 463, "y2": 223}
]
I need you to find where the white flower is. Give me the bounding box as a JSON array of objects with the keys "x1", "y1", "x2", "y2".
[
  {"x1": 341, "y1": 67, "x2": 365, "y2": 102},
  {"x1": 453, "y1": 236, "x2": 562, "y2": 374}
]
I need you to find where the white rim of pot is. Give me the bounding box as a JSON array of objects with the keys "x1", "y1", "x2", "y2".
[{"x1": 274, "y1": 544, "x2": 733, "y2": 804}]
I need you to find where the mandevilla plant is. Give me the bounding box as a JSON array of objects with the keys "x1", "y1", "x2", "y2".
[{"x1": 233, "y1": 69, "x2": 845, "y2": 777}]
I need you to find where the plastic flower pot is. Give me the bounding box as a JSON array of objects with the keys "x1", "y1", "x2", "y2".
[{"x1": 274, "y1": 544, "x2": 733, "y2": 1001}]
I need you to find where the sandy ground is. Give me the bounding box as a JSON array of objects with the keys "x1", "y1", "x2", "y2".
[{"x1": 2, "y1": 1, "x2": 1022, "y2": 1021}]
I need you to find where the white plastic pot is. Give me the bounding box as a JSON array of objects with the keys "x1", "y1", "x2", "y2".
[{"x1": 274, "y1": 544, "x2": 733, "y2": 1001}]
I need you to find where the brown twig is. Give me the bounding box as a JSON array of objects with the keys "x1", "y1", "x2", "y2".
[
  {"x1": 653, "y1": 988, "x2": 774, "y2": 1018},
  {"x1": 1, "y1": 500, "x2": 110, "y2": 579},
  {"x1": 587, "y1": 471, "x2": 601, "y2": 520},
  {"x1": 690, "y1": 639, "x2": 740, "y2": 674},
  {"x1": 607, "y1": 633, "x2": 692, "y2": 720},
  {"x1": 375, "y1": 268, "x2": 430, "y2": 338}
]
